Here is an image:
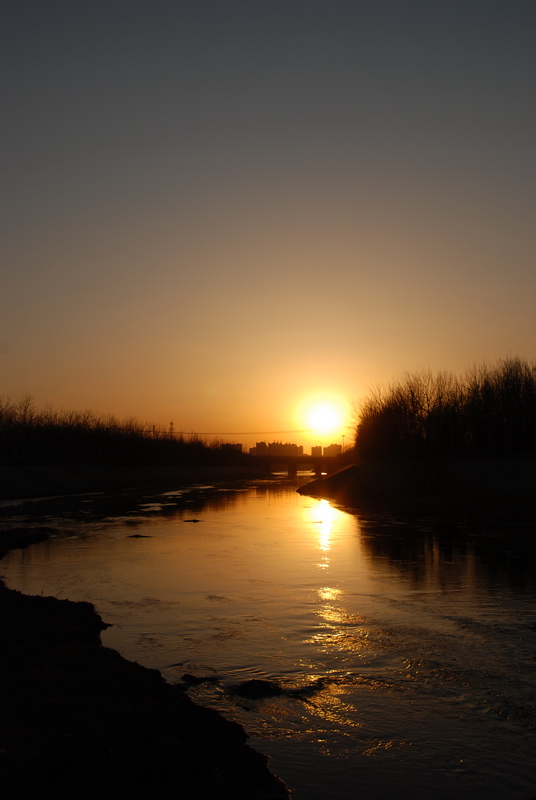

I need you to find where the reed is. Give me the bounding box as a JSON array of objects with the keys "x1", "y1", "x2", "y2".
[{"x1": 0, "y1": 397, "x2": 231, "y2": 464}]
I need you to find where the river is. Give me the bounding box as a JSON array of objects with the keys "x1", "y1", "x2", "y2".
[{"x1": 1, "y1": 477, "x2": 536, "y2": 800}]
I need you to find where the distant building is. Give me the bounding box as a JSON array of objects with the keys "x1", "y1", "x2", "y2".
[
  {"x1": 249, "y1": 441, "x2": 303, "y2": 457},
  {"x1": 250, "y1": 441, "x2": 269, "y2": 456},
  {"x1": 310, "y1": 446, "x2": 322, "y2": 457},
  {"x1": 267, "y1": 442, "x2": 303, "y2": 457},
  {"x1": 323, "y1": 443, "x2": 342, "y2": 457},
  {"x1": 221, "y1": 442, "x2": 242, "y2": 453}
]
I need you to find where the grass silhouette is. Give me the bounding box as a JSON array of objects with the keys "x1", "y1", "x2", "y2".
[{"x1": 0, "y1": 396, "x2": 231, "y2": 465}]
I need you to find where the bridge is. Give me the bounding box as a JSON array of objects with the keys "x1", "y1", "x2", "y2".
[{"x1": 249, "y1": 454, "x2": 338, "y2": 477}]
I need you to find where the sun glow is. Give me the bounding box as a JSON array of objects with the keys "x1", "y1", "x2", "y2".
[
  {"x1": 307, "y1": 404, "x2": 342, "y2": 432},
  {"x1": 296, "y1": 393, "x2": 349, "y2": 436}
]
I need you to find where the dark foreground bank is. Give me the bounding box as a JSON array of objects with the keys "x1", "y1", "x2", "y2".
[
  {"x1": 299, "y1": 458, "x2": 536, "y2": 524},
  {"x1": 0, "y1": 531, "x2": 289, "y2": 800},
  {"x1": 0, "y1": 457, "x2": 267, "y2": 502}
]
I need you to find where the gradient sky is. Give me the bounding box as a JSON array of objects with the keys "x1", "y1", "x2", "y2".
[{"x1": 2, "y1": 0, "x2": 535, "y2": 448}]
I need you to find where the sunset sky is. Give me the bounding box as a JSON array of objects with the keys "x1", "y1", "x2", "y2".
[{"x1": 2, "y1": 1, "x2": 535, "y2": 449}]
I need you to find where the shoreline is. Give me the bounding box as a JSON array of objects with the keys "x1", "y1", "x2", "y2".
[
  {"x1": 0, "y1": 470, "x2": 290, "y2": 800},
  {"x1": 299, "y1": 458, "x2": 536, "y2": 525},
  {"x1": 0, "y1": 457, "x2": 268, "y2": 502}
]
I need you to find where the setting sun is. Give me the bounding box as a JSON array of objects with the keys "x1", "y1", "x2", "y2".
[
  {"x1": 307, "y1": 404, "x2": 342, "y2": 432},
  {"x1": 296, "y1": 394, "x2": 349, "y2": 438}
]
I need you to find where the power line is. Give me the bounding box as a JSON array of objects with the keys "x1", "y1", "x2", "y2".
[{"x1": 184, "y1": 427, "x2": 353, "y2": 435}]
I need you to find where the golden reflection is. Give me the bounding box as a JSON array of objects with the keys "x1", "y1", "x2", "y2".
[
  {"x1": 361, "y1": 740, "x2": 408, "y2": 757},
  {"x1": 318, "y1": 606, "x2": 367, "y2": 627},
  {"x1": 317, "y1": 500, "x2": 336, "y2": 551},
  {"x1": 303, "y1": 499, "x2": 341, "y2": 566},
  {"x1": 299, "y1": 686, "x2": 360, "y2": 729},
  {"x1": 318, "y1": 587, "x2": 341, "y2": 601},
  {"x1": 305, "y1": 628, "x2": 373, "y2": 655},
  {"x1": 319, "y1": 605, "x2": 345, "y2": 623}
]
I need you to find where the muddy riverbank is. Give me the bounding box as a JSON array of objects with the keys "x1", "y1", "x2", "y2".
[{"x1": 0, "y1": 525, "x2": 289, "y2": 800}]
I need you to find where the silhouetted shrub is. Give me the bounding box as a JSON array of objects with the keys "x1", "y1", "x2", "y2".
[
  {"x1": 0, "y1": 397, "x2": 240, "y2": 465},
  {"x1": 355, "y1": 357, "x2": 536, "y2": 460}
]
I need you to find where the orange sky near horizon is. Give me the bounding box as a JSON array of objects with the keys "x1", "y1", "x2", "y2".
[{"x1": 2, "y1": 1, "x2": 535, "y2": 451}]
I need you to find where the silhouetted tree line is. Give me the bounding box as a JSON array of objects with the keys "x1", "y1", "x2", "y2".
[
  {"x1": 0, "y1": 397, "x2": 236, "y2": 464},
  {"x1": 355, "y1": 357, "x2": 536, "y2": 460}
]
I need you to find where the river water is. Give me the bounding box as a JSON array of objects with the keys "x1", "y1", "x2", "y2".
[{"x1": 1, "y1": 477, "x2": 536, "y2": 800}]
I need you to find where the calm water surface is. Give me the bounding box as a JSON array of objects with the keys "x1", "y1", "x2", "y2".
[{"x1": 1, "y1": 479, "x2": 536, "y2": 800}]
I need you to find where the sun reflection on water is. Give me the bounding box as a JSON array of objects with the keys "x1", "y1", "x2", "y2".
[
  {"x1": 315, "y1": 500, "x2": 337, "y2": 550},
  {"x1": 318, "y1": 587, "x2": 341, "y2": 601},
  {"x1": 303, "y1": 498, "x2": 343, "y2": 570}
]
